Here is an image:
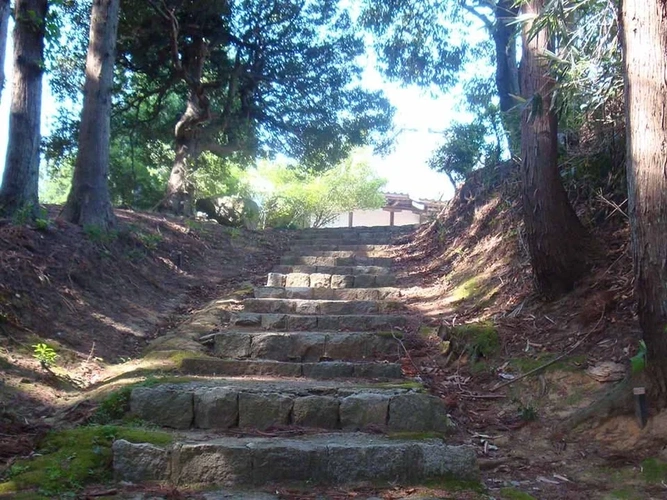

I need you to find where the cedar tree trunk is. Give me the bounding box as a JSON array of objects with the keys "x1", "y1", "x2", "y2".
[
  {"x1": 520, "y1": 0, "x2": 590, "y2": 298},
  {"x1": 494, "y1": 0, "x2": 520, "y2": 154},
  {"x1": 621, "y1": 0, "x2": 667, "y2": 406},
  {"x1": 62, "y1": 0, "x2": 120, "y2": 229},
  {"x1": 0, "y1": 0, "x2": 10, "y2": 98},
  {"x1": 0, "y1": 0, "x2": 47, "y2": 218}
]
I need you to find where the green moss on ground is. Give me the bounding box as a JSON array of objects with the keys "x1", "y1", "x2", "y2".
[
  {"x1": 0, "y1": 425, "x2": 172, "y2": 497},
  {"x1": 499, "y1": 487, "x2": 538, "y2": 500},
  {"x1": 451, "y1": 321, "x2": 500, "y2": 360},
  {"x1": 641, "y1": 458, "x2": 667, "y2": 483}
]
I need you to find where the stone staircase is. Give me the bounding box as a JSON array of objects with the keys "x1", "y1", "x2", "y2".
[{"x1": 112, "y1": 225, "x2": 478, "y2": 492}]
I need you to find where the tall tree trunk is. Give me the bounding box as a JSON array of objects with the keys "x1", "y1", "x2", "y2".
[
  {"x1": 621, "y1": 0, "x2": 667, "y2": 407},
  {"x1": 494, "y1": 0, "x2": 520, "y2": 155},
  {"x1": 0, "y1": 0, "x2": 10, "y2": 99},
  {"x1": 520, "y1": 0, "x2": 590, "y2": 298},
  {"x1": 161, "y1": 34, "x2": 209, "y2": 215},
  {"x1": 62, "y1": 0, "x2": 120, "y2": 229},
  {"x1": 0, "y1": 0, "x2": 47, "y2": 218}
]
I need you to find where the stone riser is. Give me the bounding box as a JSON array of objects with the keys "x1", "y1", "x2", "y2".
[
  {"x1": 231, "y1": 312, "x2": 411, "y2": 331},
  {"x1": 267, "y1": 272, "x2": 396, "y2": 289},
  {"x1": 130, "y1": 385, "x2": 451, "y2": 432},
  {"x1": 271, "y1": 265, "x2": 391, "y2": 276},
  {"x1": 280, "y1": 256, "x2": 393, "y2": 267},
  {"x1": 288, "y1": 236, "x2": 407, "y2": 246},
  {"x1": 179, "y1": 358, "x2": 402, "y2": 380},
  {"x1": 289, "y1": 244, "x2": 397, "y2": 252},
  {"x1": 113, "y1": 433, "x2": 477, "y2": 487},
  {"x1": 283, "y1": 250, "x2": 394, "y2": 259},
  {"x1": 242, "y1": 298, "x2": 404, "y2": 315},
  {"x1": 214, "y1": 331, "x2": 400, "y2": 362},
  {"x1": 254, "y1": 287, "x2": 401, "y2": 301}
]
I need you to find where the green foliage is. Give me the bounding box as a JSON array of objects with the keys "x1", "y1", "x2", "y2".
[
  {"x1": 32, "y1": 343, "x2": 58, "y2": 368},
  {"x1": 630, "y1": 340, "x2": 647, "y2": 374},
  {"x1": 640, "y1": 458, "x2": 667, "y2": 483},
  {"x1": 517, "y1": 403, "x2": 539, "y2": 422},
  {"x1": 90, "y1": 388, "x2": 132, "y2": 425},
  {"x1": 499, "y1": 487, "x2": 538, "y2": 500},
  {"x1": 0, "y1": 426, "x2": 172, "y2": 496},
  {"x1": 253, "y1": 152, "x2": 387, "y2": 228},
  {"x1": 83, "y1": 225, "x2": 118, "y2": 246}
]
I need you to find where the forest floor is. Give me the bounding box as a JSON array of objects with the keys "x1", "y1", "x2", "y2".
[{"x1": 1, "y1": 167, "x2": 667, "y2": 499}]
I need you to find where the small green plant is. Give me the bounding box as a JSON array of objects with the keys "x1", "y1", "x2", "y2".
[
  {"x1": 90, "y1": 387, "x2": 132, "y2": 425},
  {"x1": 518, "y1": 403, "x2": 538, "y2": 422},
  {"x1": 12, "y1": 204, "x2": 35, "y2": 225},
  {"x1": 32, "y1": 343, "x2": 58, "y2": 368},
  {"x1": 135, "y1": 231, "x2": 163, "y2": 251},
  {"x1": 33, "y1": 218, "x2": 50, "y2": 231},
  {"x1": 83, "y1": 225, "x2": 118, "y2": 245},
  {"x1": 631, "y1": 340, "x2": 647, "y2": 374}
]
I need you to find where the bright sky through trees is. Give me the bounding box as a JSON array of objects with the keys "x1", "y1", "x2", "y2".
[{"x1": 0, "y1": 14, "x2": 489, "y2": 202}]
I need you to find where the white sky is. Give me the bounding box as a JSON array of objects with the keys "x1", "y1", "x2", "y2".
[{"x1": 0, "y1": 17, "x2": 484, "y2": 203}]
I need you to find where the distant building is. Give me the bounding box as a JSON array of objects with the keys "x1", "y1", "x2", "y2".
[{"x1": 325, "y1": 193, "x2": 446, "y2": 228}]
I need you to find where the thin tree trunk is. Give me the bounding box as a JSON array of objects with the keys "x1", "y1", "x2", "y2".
[
  {"x1": 621, "y1": 0, "x2": 667, "y2": 407},
  {"x1": 520, "y1": 0, "x2": 590, "y2": 298},
  {"x1": 0, "y1": 0, "x2": 47, "y2": 218},
  {"x1": 62, "y1": 0, "x2": 120, "y2": 229},
  {"x1": 494, "y1": 0, "x2": 520, "y2": 155},
  {"x1": 0, "y1": 0, "x2": 10, "y2": 98}
]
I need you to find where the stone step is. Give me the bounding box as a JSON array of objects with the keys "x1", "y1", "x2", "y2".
[
  {"x1": 289, "y1": 244, "x2": 397, "y2": 252},
  {"x1": 213, "y1": 331, "x2": 400, "y2": 362},
  {"x1": 288, "y1": 236, "x2": 407, "y2": 246},
  {"x1": 128, "y1": 381, "x2": 451, "y2": 432},
  {"x1": 242, "y1": 298, "x2": 405, "y2": 315},
  {"x1": 280, "y1": 255, "x2": 393, "y2": 267},
  {"x1": 254, "y1": 286, "x2": 401, "y2": 301},
  {"x1": 271, "y1": 264, "x2": 392, "y2": 276},
  {"x1": 230, "y1": 312, "x2": 412, "y2": 331},
  {"x1": 113, "y1": 432, "x2": 478, "y2": 487},
  {"x1": 267, "y1": 272, "x2": 396, "y2": 289},
  {"x1": 284, "y1": 250, "x2": 394, "y2": 259},
  {"x1": 179, "y1": 358, "x2": 403, "y2": 380}
]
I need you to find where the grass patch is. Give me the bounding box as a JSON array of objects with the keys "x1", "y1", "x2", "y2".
[
  {"x1": 641, "y1": 458, "x2": 667, "y2": 483},
  {"x1": 451, "y1": 277, "x2": 482, "y2": 302},
  {"x1": 607, "y1": 489, "x2": 643, "y2": 500},
  {"x1": 510, "y1": 354, "x2": 587, "y2": 375},
  {"x1": 0, "y1": 425, "x2": 172, "y2": 496},
  {"x1": 499, "y1": 487, "x2": 537, "y2": 500}
]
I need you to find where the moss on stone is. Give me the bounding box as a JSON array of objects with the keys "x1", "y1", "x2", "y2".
[
  {"x1": 451, "y1": 321, "x2": 499, "y2": 359},
  {"x1": 2, "y1": 425, "x2": 172, "y2": 496}
]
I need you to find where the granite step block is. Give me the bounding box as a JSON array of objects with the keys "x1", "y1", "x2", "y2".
[
  {"x1": 229, "y1": 312, "x2": 411, "y2": 331},
  {"x1": 253, "y1": 286, "x2": 401, "y2": 301},
  {"x1": 242, "y1": 298, "x2": 405, "y2": 315},
  {"x1": 113, "y1": 433, "x2": 478, "y2": 487},
  {"x1": 213, "y1": 331, "x2": 400, "y2": 362},
  {"x1": 266, "y1": 273, "x2": 396, "y2": 289},
  {"x1": 280, "y1": 255, "x2": 394, "y2": 267},
  {"x1": 129, "y1": 382, "x2": 452, "y2": 433},
  {"x1": 270, "y1": 265, "x2": 391, "y2": 276},
  {"x1": 178, "y1": 358, "x2": 403, "y2": 380}
]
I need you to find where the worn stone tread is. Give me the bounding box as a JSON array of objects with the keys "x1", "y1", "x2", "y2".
[
  {"x1": 180, "y1": 357, "x2": 403, "y2": 380},
  {"x1": 213, "y1": 331, "x2": 401, "y2": 362},
  {"x1": 113, "y1": 432, "x2": 478, "y2": 486},
  {"x1": 230, "y1": 312, "x2": 412, "y2": 331},
  {"x1": 254, "y1": 286, "x2": 401, "y2": 301},
  {"x1": 242, "y1": 298, "x2": 405, "y2": 315},
  {"x1": 267, "y1": 272, "x2": 396, "y2": 289},
  {"x1": 280, "y1": 255, "x2": 394, "y2": 267}
]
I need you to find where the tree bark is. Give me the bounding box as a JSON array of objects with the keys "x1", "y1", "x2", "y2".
[
  {"x1": 519, "y1": 0, "x2": 590, "y2": 298},
  {"x1": 0, "y1": 0, "x2": 47, "y2": 218},
  {"x1": 0, "y1": 0, "x2": 10, "y2": 99},
  {"x1": 621, "y1": 0, "x2": 667, "y2": 407},
  {"x1": 62, "y1": 0, "x2": 120, "y2": 229}
]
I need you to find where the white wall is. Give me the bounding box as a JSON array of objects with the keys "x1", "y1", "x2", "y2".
[{"x1": 325, "y1": 209, "x2": 420, "y2": 228}]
